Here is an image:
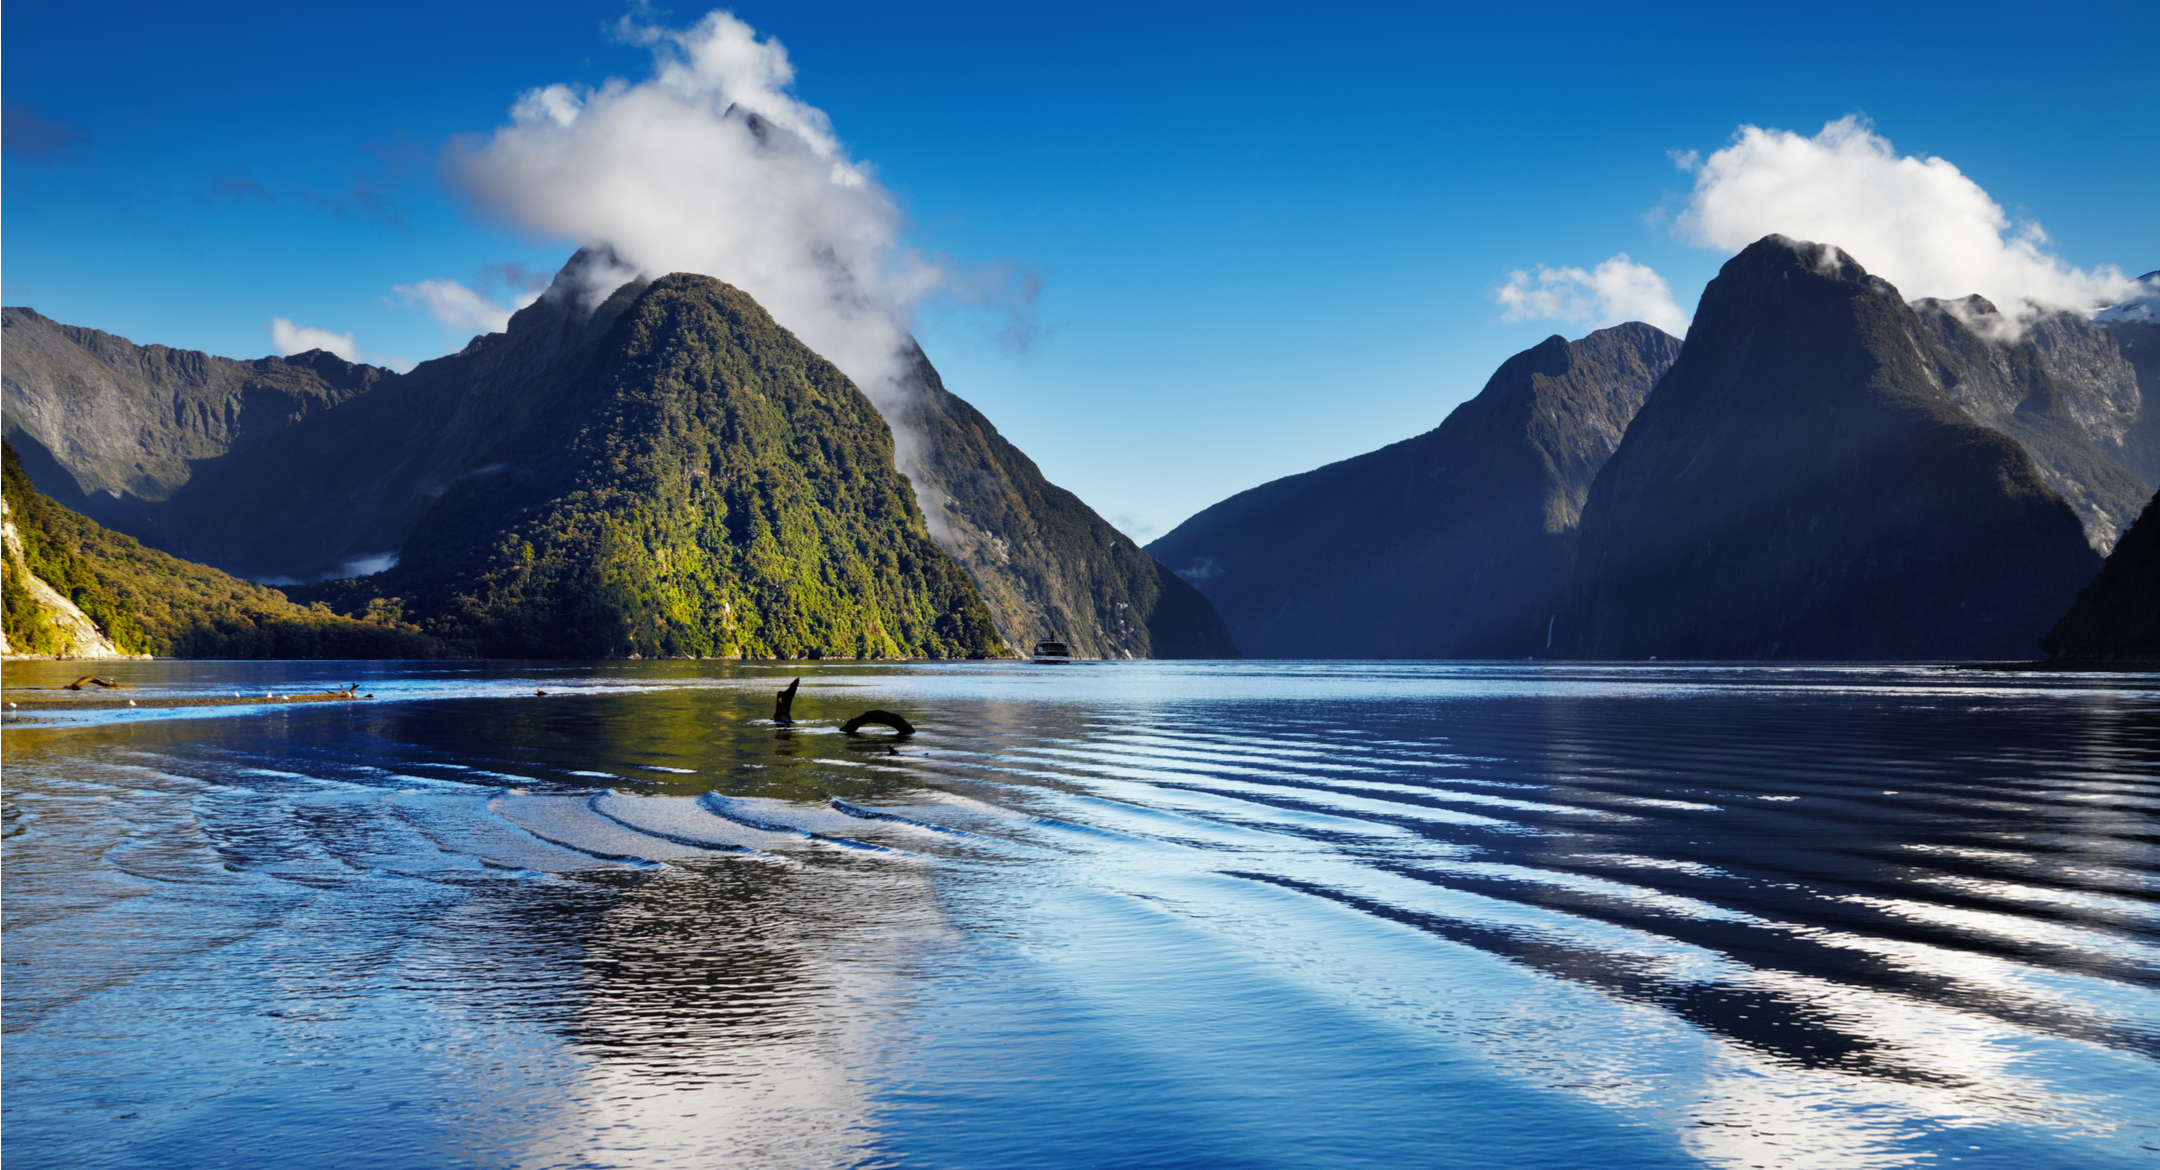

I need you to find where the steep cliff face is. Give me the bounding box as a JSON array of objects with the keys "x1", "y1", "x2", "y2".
[
  {"x1": 1, "y1": 307, "x2": 389, "y2": 569},
  {"x1": 1566, "y1": 236, "x2": 2100, "y2": 660},
  {"x1": 890, "y1": 349, "x2": 1237, "y2": 659},
  {"x1": 2042, "y1": 488, "x2": 2160, "y2": 659},
  {"x1": 2, "y1": 493, "x2": 131, "y2": 658},
  {"x1": 1912, "y1": 298, "x2": 2151, "y2": 551},
  {"x1": 294, "y1": 275, "x2": 1006, "y2": 660},
  {"x1": 2095, "y1": 274, "x2": 2160, "y2": 483},
  {"x1": 1146, "y1": 322, "x2": 1680, "y2": 658}
]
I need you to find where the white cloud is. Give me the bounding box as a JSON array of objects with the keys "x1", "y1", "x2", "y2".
[
  {"x1": 394, "y1": 278, "x2": 543, "y2": 340},
  {"x1": 1494, "y1": 254, "x2": 1689, "y2": 336},
  {"x1": 448, "y1": 9, "x2": 1032, "y2": 469},
  {"x1": 336, "y1": 551, "x2": 399, "y2": 577},
  {"x1": 265, "y1": 318, "x2": 414, "y2": 373},
  {"x1": 268, "y1": 318, "x2": 363, "y2": 362},
  {"x1": 1676, "y1": 117, "x2": 2137, "y2": 324}
]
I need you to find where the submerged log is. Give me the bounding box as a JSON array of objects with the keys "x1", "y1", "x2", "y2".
[
  {"x1": 840, "y1": 709, "x2": 915, "y2": 736},
  {"x1": 773, "y1": 677, "x2": 801, "y2": 726},
  {"x1": 63, "y1": 676, "x2": 124, "y2": 690}
]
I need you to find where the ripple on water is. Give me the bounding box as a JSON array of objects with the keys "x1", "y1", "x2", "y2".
[{"x1": 2, "y1": 660, "x2": 2154, "y2": 1170}]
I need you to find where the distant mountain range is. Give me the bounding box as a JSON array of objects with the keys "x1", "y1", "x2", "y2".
[
  {"x1": 2, "y1": 252, "x2": 1235, "y2": 659},
  {"x1": 1147, "y1": 322, "x2": 1681, "y2": 657},
  {"x1": 8, "y1": 239, "x2": 2150, "y2": 663},
  {"x1": 1154, "y1": 236, "x2": 2154, "y2": 661}
]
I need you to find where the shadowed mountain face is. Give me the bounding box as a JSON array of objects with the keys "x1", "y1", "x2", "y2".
[
  {"x1": 1146, "y1": 322, "x2": 1681, "y2": 658},
  {"x1": 891, "y1": 350, "x2": 1237, "y2": 659},
  {"x1": 1565, "y1": 236, "x2": 2101, "y2": 661},
  {"x1": 2043, "y1": 488, "x2": 2160, "y2": 659},
  {"x1": 1, "y1": 308, "x2": 388, "y2": 576}
]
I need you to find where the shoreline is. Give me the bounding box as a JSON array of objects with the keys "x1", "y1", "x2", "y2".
[{"x1": 3, "y1": 691, "x2": 371, "y2": 712}]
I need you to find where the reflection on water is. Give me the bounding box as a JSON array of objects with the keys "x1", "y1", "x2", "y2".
[{"x1": 3, "y1": 660, "x2": 2156, "y2": 1169}]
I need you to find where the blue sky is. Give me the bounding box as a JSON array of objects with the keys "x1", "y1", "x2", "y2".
[{"x1": 6, "y1": 0, "x2": 2155, "y2": 542}]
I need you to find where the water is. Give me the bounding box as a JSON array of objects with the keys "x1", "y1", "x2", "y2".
[{"x1": 3, "y1": 659, "x2": 2156, "y2": 1169}]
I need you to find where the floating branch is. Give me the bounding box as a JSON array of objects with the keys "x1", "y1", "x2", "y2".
[{"x1": 840, "y1": 710, "x2": 914, "y2": 736}]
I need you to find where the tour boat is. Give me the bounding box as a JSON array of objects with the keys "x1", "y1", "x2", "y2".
[{"x1": 1031, "y1": 640, "x2": 1071, "y2": 664}]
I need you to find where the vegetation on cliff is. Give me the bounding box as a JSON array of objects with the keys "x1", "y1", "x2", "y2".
[
  {"x1": 295, "y1": 275, "x2": 1007, "y2": 660},
  {"x1": 2, "y1": 442, "x2": 438, "y2": 657}
]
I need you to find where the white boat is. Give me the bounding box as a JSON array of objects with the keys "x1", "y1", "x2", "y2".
[{"x1": 1031, "y1": 640, "x2": 1071, "y2": 664}]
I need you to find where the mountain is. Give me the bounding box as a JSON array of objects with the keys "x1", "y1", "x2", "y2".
[
  {"x1": 3, "y1": 252, "x2": 1235, "y2": 659},
  {"x1": 1564, "y1": 235, "x2": 2101, "y2": 660},
  {"x1": 2, "y1": 250, "x2": 654, "y2": 583},
  {"x1": 889, "y1": 349, "x2": 1236, "y2": 659},
  {"x1": 2, "y1": 442, "x2": 437, "y2": 658},
  {"x1": 1145, "y1": 323, "x2": 1681, "y2": 658},
  {"x1": 2041, "y1": 488, "x2": 2160, "y2": 659},
  {"x1": 293, "y1": 273, "x2": 1005, "y2": 659},
  {"x1": 1, "y1": 307, "x2": 390, "y2": 578}
]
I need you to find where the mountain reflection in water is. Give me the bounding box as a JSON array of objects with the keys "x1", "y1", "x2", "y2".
[{"x1": 3, "y1": 660, "x2": 2155, "y2": 1169}]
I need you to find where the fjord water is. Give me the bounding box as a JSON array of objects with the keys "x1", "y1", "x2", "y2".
[{"x1": 4, "y1": 661, "x2": 2155, "y2": 1169}]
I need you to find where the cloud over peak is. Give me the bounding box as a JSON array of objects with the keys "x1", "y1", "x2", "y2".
[
  {"x1": 394, "y1": 277, "x2": 544, "y2": 342},
  {"x1": 265, "y1": 318, "x2": 412, "y2": 373},
  {"x1": 267, "y1": 318, "x2": 363, "y2": 362},
  {"x1": 1676, "y1": 117, "x2": 2137, "y2": 323},
  {"x1": 446, "y1": 10, "x2": 1020, "y2": 420},
  {"x1": 1494, "y1": 254, "x2": 1689, "y2": 337}
]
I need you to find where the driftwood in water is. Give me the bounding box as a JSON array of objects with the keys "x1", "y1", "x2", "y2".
[
  {"x1": 773, "y1": 678, "x2": 801, "y2": 726},
  {"x1": 64, "y1": 676, "x2": 124, "y2": 690},
  {"x1": 840, "y1": 709, "x2": 915, "y2": 736}
]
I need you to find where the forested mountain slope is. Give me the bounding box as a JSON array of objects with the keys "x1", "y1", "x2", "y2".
[
  {"x1": 290, "y1": 275, "x2": 1005, "y2": 659},
  {"x1": 2, "y1": 443, "x2": 436, "y2": 658}
]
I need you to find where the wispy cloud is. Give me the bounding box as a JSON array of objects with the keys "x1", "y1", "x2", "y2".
[
  {"x1": 265, "y1": 318, "x2": 412, "y2": 372},
  {"x1": 288, "y1": 174, "x2": 407, "y2": 228},
  {"x1": 394, "y1": 278, "x2": 543, "y2": 341},
  {"x1": 1675, "y1": 116, "x2": 2136, "y2": 325},
  {"x1": 1494, "y1": 254, "x2": 1688, "y2": 336},
  {"x1": 2, "y1": 101, "x2": 86, "y2": 159},
  {"x1": 201, "y1": 172, "x2": 275, "y2": 204},
  {"x1": 446, "y1": 10, "x2": 1037, "y2": 431},
  {"x1": 1111, "y1": 512, "x2": 1163, "y2": 544}
]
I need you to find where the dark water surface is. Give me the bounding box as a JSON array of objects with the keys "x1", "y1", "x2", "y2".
[{"x1": 4, "y1": 659, "x2": 2156, "y2": 1169}]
